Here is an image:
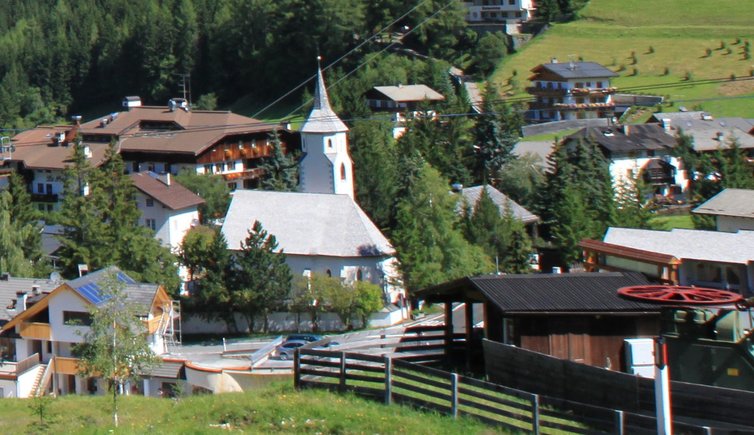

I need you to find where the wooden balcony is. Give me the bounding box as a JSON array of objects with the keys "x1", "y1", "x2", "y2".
[
  {"x1": 53, "y1": 356, "x2": 81, "y2": 375},
  {"x1": 526, "y1": 87, "x2": 568, "y2": 97},
  {"x1": 20, "y1": 322, "x2": 51, "y2": 340}
]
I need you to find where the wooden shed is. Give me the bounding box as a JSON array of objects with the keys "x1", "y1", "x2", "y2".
[{"x1": 414, "y1": 272, "x2": 661, "y2": 371}]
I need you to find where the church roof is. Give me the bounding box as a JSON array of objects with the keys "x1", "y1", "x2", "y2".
[
  {"x1": 300, "y1": 67, "x2": 349, "y2": 134},
  {"x1": 221, "y1": 190, "x2": 394, "y2": 258}
]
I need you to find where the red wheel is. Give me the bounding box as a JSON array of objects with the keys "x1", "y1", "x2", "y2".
[{"x1": 617, "y1": 285, "x2": 743, "y2": 306}]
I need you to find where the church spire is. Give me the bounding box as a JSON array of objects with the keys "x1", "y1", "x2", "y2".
[{"x1": 300, "y1": 60, "x2": 348, "y2": 133}]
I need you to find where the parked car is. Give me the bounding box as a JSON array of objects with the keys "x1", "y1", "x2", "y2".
[
  {"x1": 276, "y1": 340, "x2": 307, "y2": 360},
  {"x1": 285, "y1": 334, "x2": 323, "y2": 343}
]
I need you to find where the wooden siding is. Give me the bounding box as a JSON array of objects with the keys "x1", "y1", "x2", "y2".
[
  {"x1": 196, "y1": 136, "x2": 276, "y2": 164},
  {"x1": 54, "y1": 356, "x2": 80, "y2": 375},
  {"x1": 20, "y1": 322, "x2": 51, "y2": 340}
]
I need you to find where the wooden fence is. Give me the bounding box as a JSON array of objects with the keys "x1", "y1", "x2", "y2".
[{"x1": 293, "y1": 348, "x2": 714, "y2": 434}]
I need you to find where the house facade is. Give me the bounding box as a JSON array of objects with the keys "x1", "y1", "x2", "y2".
[
  {"x1": 581, "y1": 227, "x2": 754, "y2": 296},
  {"x1": 0, "y1": 268, "x2": 179, "y2": 398},
  {"x1": 462, "y1": 0, "x2": 536, "y2": 34},
  {"x1": 130, "y1": 172, "x2": 203, "y2": 252},
  {"x1": 564, "y1": 124, "x2": 686, "y2": 199},
  {"x1": 527, "y1": 60, "x2": 618, "y2": 122},
  {"x1": 364, "y1": 84, "x2": 445, "y2": 138}
]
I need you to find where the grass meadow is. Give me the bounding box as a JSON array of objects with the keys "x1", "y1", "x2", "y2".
[{"x1": 492, "y1": 0, "x2": 754, "y2": 117}]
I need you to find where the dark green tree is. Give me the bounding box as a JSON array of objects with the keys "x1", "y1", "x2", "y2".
[
  {"x1": 260, "y1": 132, "x2": 298, "y2": 191},
  {"x1": 473, "y1": 84, "x2": 522, "y2": 183},
  {"x1": 174, "y1": 169, "x2": 231, "y2": 223},
  {"x1": 393, "y1": 163, "x2": 492, "y2": 292},
  {"x1": 495, "y1": 153, "x2": 546, "y2": 210},
  {"x1": 229, "y1": 220, "x2": 291, "y2": 333},
  {"x1": 472, "y1": 32, "x2": 507, "y2": 77}
]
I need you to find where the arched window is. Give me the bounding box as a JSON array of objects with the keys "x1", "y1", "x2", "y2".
[
  {"x1": 328, "y1": 139, "x2": 333, "y2": 149},
  {"x1": 340, "y1": 163, "x2": 347, "y2": 180}
]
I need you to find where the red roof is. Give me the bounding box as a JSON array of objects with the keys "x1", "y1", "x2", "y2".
[{"x1": 129, "y1": 172, "x2": 204, "y2": 210}]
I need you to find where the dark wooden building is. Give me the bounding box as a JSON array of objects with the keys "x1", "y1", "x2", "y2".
[{"x1": 415, "y1": 272, "x2": 661, "y2": 371}]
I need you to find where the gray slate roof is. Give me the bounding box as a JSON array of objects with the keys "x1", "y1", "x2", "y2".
[
  {"x1": 604, "y1": 227, "x2": 754, "y2": 265},
  {"x1": 693, "y1": 189, "x2": 754, "y2": 219},
  {"x1": 513, "y1": 140, "x2": 554, "y2": 169},
  {"x1": 647, "y1": 112, "x2": 754, "y2": 151},
  {"x1": 458, "y1": 185, "x2": 539, "y2": 224},
  {"x1": 0, "y1": 277, "x2": 59, "y2": 323},
  {"x1": 536, "y1": 62, "x2": 618, "y2": 80},
  {"x1": 566, "y1": 124, "x2": 676, "y2": 154},
  {"x1": 67, "y1": 266, "x2": 159, "y2": 315},
  {"x1": 372, "y1": 85, "x2": 444, "y2": 103},
  {"x1": 418, "y1": 272, "x2": 658, "y2": 313},
  {"x1": 221, "y1": 190, "x2": 395, "y2": 258},
  {"x1": 300, "y1": 68, "x2": 348, "y2": 134}
]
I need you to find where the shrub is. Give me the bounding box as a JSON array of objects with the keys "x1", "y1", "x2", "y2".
[
  {"x1": 663, "y1": 67, "x2": 670, "y2": 76},
  {"x1": 647, "y1": 46, "x2": 655, "y2": 54},
  {"x1": 704, "y1": 48, "x2": 712, "y2": 57},
  {"x1": 735, "y1": 37, "x2": 742, "y2": 45},
  {"x1": 685, "y1": 71, "x2": 694, "y2": 81}
]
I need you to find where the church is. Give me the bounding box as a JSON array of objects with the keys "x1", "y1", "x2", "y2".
[{"x1": 221, "y1": 67, "x2": 406, "y2": 309}]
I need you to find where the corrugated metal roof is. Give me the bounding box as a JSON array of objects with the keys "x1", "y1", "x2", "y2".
[
  {"x1": 471, "y1": 272, "x2": 657, "y2": 313},
  {"x1": 417, "y1": 272, "x2": 658, "y2": 313}
]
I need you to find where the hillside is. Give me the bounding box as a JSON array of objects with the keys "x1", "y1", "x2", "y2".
[
  {"x1": 492, "y1": 0, "x2": 754, "y2": 117},
  {"x1": 0, "y1": 383, "x2": 496, "y2": 434}
]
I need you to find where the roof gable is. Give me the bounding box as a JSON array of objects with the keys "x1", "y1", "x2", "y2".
[
  {"x1": 221, "y1": 190, "x2": 394, "y2": 257},
  {"x1": 130, "y1": 172, "x2": 204, "y2": 210}
]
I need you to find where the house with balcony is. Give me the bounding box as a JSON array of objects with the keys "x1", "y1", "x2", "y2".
[
  {"x1": 0, "y1": 267, "x2": 180, "y2": 398},
  {"x1": 527, "y1": 60, "x2": 618, "y2": 122},
  {"x1": 563, "y1": 124, "x2": 686, "y2": 199},
  {"x1": 77, "y1": 97, "x2": 298, "y2": 190},
  {"x1": 364, "y1": 84, "x2": 445, "y2": 138},
  {"x1": 580, "y1": 228, "x2": 754, "y2": 296},
  {"x1": 463, "y1": 0, "x2": 536, "y2": 34},
  {"x1": 6, "y1": 126, "x2": 110, "y2": 212}
]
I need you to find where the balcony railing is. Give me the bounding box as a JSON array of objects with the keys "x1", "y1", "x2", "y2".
[
  {"x1": 53, "y1": 356, "x2": 81, "y2": 375},
  {"x1": 20, "y1": 322, "x2": 51, "y2": 340},
  {"x1": 552, "y1": 102, "x2": 615, "y2": 110},
  {"x1": 570, "y1": 87, "x2": 618, "y2": 96}
]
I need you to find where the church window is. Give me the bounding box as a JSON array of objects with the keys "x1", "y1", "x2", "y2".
[
  {"x1": 340, "y1": 163, "x2": 347, "y2": 180},
  {"x1": 328, "y1": 139, "x2": 333, "y2": 149}
]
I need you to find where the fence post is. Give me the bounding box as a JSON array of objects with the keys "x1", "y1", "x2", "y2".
[
  {"x1": 450, "y1": 373, "x2": 459, "y2": 419},
  {"x1": 339, "y1": 352, "x2": 346, "y2": 392},
  {"x1": 384, "y1": 356, "x2": 392, "y2": 405},
  {"x1": 531, "y1": 393, "x2": 540, "y2": 435},
  {"x1": 293, "y1": 348, "x2": 300, "y2": 390},
  {"x1": 614, "y1": 410, "x2": 624, "y2": 435}
]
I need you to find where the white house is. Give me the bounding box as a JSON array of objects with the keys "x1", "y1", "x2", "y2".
[
  {"x1": 463, "y1": 0, "x2": 536, "y2": 34},
  {"x1": 129, "y1": 172, "x2": 203, "y2": 252},
  {"x1": 0, "y1": 267, "x2": 179, "y2": 398},
  {"x1": 564, "y1": 124, "x2": 687, "y2": 199},
  {"x1": 693, "y1": 189, "x2": 754, "y2": 232},
  {"x1": 527, "y1": 60, "x2": 618, "y2": 122}
]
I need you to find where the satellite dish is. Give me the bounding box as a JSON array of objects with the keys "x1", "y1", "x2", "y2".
[{"x1": 49, "y1": 271, "x2": 62, "y2": 283}]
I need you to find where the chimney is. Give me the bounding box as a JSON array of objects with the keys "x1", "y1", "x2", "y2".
[
  {"x1": 165, "y1": 172, "x2": 171, "y2": 187},
  {"x1": 16, "y1": 291, "x2": 27, "y2": 311},
  {"x1": 661, "y1": 118, "x2": 671, "y2": 133},
  {"x1": 550, "y1": 57, "x2": 559, "y2": 64},
  {"x1": 716, "y1": 132, "x2": 724, "y2": 141},
  {"x1": 622, "y1": 124, "x2": 630, "y2": 135},
  {"x1": 32, "y1": 285, "x2": 41, "y2": 296},
  {"x1": 71, "y1": 115, "x2": 82, "y2": 126}
]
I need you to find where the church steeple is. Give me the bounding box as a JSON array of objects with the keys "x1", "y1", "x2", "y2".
[
  {"x1": 298, "y1": 62, "x2": 354, "y2": 199},
  {"x1": 300, "y1": 63, "x2": 348, "y2": 134}
]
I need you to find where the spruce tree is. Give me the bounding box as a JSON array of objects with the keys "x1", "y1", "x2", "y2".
[
  {"x1": 229, "y1": 220, "x2": 291, "y2": 333},
  {"x1": 260, "y1": 132, "x2": 298, "y2": 192}
]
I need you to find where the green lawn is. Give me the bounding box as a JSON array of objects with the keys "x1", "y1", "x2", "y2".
[
  {"x1": 649, "y1": 213, "x2": 695, "y2": 230},
  {"x1": 1, "y1": 383, "x2": 497, "y2": 434},
  {"x1": 492, "y1": 0, "x2": 754, "y2": 117}
]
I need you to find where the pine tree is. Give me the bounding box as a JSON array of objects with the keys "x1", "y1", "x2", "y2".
[
  {"x1": 393, "y1": 164, "x2": 492, "y2": 292},
  {"x1": 719, "y1": 137, "x2": 754, "y2": 189},
  {"x1": 229, "y1": 220, "x2": 292, "y2": 333},
  {"x1": 473, "y1": 84, "x2": 520, "y2": 183},
  {"x1": 260, "y1": 132, "x2": 298, "y2": 191}
]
